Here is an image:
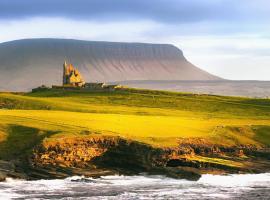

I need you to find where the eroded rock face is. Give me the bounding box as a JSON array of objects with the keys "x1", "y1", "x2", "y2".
[
  {"x1": 0, "y1": 160, "x2": 27, "y2": 181},
  {"x1": 1, "y1": 134, "x2": 269, "y2": 181},
  {"x1": 32, "y1": 137, "x2": 164, "y2": 170},
  {"x1": 29, "y1": 136, "x2": 270, "y2": 181},
  {"x1": 32, "y1": 137, "x2": 115, "y2": 167}
]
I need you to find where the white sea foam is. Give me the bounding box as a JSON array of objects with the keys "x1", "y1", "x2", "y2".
[
  {"x1": 198, "y1": 173, "x2": 270, "y2": 187},
  {"x1": 98, "y1": 174, "x2": 189, "y2": 186},
  {"x1": 4, "y1": 177, "x2": 25, "y2": 183},
  {"x1": 0, "y1": 173, "x2": 269, "y2": 199}
]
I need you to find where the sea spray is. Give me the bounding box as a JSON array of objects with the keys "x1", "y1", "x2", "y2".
[{"x1": 0, "y1": 174, "x2": 269, "y2": 199}]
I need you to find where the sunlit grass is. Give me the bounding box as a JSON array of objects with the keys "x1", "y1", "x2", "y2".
[
  {"x1": 0, "y1": 109, "x2": 269, "y2": 147},
  {"x1": 0, "y1": 89, "x2": 270, "y2": 147},
  {"x1": 191, "y1": 156, "x2": 244, "y2": 168}
]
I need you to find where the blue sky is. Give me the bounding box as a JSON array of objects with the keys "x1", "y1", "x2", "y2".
[{"x1": 0, "y1": 0, "x2": 270, "y2": 80}]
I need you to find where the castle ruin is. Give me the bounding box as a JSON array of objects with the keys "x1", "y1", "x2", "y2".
[
  {"x1": 32, "y1": 61, "x2": 123, "y2": 92},
  {"x1": 63, "y1": 61, "x2": 85, "y2": 87}
]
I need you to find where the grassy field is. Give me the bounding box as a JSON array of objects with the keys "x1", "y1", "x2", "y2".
[{"x1": 0, "y1": 88, "x2": 270, "y2": 148}]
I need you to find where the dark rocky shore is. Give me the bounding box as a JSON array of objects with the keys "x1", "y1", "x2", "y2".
[{"x1": 0, "y1": 136, "x2": 269, "y2": 181}]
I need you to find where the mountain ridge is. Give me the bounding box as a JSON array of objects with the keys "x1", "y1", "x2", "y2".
[{"x1": 0, "y1": 38, "x2": 220, "y2": 91}]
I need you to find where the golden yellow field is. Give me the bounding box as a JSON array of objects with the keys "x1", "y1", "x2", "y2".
[
  {"x1": 0, "y1": 89, "x2": 270, "y2": 148},
  {"x1": 0, "y1": 110, "x2": 268, "y2": 147}
]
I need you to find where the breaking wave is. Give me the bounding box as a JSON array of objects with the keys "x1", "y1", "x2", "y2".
[{"x1": 0, "y1": 173, "x2": 269, "y2": 200}]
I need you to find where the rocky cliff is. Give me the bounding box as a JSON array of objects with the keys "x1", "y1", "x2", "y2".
[
  {"x1": 0, "y1": 39, "x2": 220, "y2": 91},
  {"x1": 1, "y1": 135, "x2": 268, "y2": 181}
]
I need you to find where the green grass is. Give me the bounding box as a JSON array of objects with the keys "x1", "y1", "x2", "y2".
[
  {"x1": 0, "y1": 125, "x2": 57, "y2": 160},
  {"x1": 252, "y1": 126, "x2": 270, "y2": 146},
  {"x1": 1, "y1": 88, "x2": 270, "y2": 119},
  {"x1": 0, "y1": 88, "x2": 270, "y2": 149}
]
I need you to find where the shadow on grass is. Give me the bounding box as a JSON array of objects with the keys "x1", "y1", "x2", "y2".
[
  {"x1": 252, "y1": 125, "x2": 270, "y2": 147},
  {"x1": 0, "y1": 125, "x2": 58, "y2": 161}
]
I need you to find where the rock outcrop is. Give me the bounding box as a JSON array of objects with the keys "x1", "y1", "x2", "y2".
[{"x1": 24, "y1": 136, "x2": 269, "y2": 181}]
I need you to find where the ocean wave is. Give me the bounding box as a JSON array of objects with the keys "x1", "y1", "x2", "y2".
[
  {"x1": 198, "y1": 173, "x2": 270, "y2": 187},
  {"x1": 0, "y1": 173, "x2": 269, "y2": 200}
]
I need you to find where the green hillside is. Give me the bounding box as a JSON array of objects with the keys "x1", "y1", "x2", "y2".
[
  {"x1": 0, "y1": 88, "x2": 269, "y2": 180},
  {"x1": 0, "y1": 88, "x2": 270, "y2": 147}
]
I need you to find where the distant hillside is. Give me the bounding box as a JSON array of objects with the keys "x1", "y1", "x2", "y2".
[
  {"x1": 111, "y1": 80, "x2": 270, "y2": 98},
  {"x1": 0, "y1": 39, "x2": 220, "y2": 91}
]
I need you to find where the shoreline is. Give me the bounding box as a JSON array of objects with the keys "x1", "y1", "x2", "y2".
[
  {"x1": 0, "y1": 89, "x2": 269, "y2": 182},
  {"x1": 1, "y1": 136, "x2": 269, "y2": 182}
]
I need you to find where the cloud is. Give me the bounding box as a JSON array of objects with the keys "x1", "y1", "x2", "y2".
[
  {"x1": 0, "y1": 0, "x2": 269, "y2": 24},
  {"x1": 0, "y1": 17, "x2": 160, "y2": 43},
  {"x1": 1, "y1": 0, "x2": 270, "y2": 80},
  {"x1": 171, "y1": 35, "x2": 270, "y2": 80}
]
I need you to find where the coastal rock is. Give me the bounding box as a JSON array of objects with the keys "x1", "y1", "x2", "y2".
[{"x1": 28, "y1": 136, "x2": 270, "y2": 181}]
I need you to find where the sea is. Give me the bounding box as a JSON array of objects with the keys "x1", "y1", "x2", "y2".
[{"x1": 0, "y1": 173, "x2": 269, "y2": 200}]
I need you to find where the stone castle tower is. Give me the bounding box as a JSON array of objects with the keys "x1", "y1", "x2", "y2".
[{"x1": 63, "y1": 61, "x2": 85, "y2": 87}]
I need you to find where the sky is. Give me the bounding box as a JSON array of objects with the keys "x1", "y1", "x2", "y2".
[{"x1": 0, "y1": 0, "x2": 270, "y2": 80}]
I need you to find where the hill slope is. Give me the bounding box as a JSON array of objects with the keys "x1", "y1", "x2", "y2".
[
  {"x1": 111, "y1": 80, "x2": 270, "y2": 98},
  {"x1": 0, "y1": 39, "x2": 220, "y2": 91},
  {"x1": 0, "y1": 88, "x2": 269, "y2": 180}
]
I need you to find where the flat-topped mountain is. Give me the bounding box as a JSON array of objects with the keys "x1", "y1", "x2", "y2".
[{"x1": 0, "y1": 38, "x2": 220, "y2": 91}]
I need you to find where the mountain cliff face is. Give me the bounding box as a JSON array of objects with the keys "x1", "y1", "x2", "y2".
[{"x1": 0, "y1": 39, "x2": 220, "y2": 91}]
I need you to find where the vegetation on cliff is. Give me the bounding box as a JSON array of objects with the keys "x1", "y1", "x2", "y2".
[{"x1": 0, "y1": 88, "x2": 269, "y2": 180}]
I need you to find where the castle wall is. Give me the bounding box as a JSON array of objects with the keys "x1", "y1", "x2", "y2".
[{"x1": 63, "y1": 61, "x2": 85, "y2": 86}]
